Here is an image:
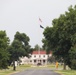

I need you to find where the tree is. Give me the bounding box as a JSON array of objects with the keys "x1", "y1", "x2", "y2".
[
  {"x1": 69, "y1": 45, "x2": 76, "y2": 69},
  {"x1": 42, "y1": 38, "x2": 51, "y2": 54},
  {"x1": 8, "y1": 40, "x2": 25, "y2": 70},
  {"x1": 8, "y1": 31, "x2": 31, "y2": 70},
  {"x1": 48, "y1": 55, "x2": 56, "y2": 63},
  {"x1": 34, "y1": 44, "x2": 40, "y2": 50},
  {"x1": 34, "y1": 44, "x2": 43, "y2": 51},
  {"x1": 14, "y1": 32, "x2": 31, "y2": 55},
  {"x1": 43, "y1": 5, "x2": 76, "y2": 70},
  {"x1": 0, "y1": 31, "x2": 10, "y2": 69}
]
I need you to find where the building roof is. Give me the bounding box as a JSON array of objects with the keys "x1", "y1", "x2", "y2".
[{"x1": 32, "y1": 51, "x2": 52, "y2": 54}]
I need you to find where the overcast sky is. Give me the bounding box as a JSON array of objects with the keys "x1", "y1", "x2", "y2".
[{"x1": 0, "y1": 0, "x2": 76, "y2": 48}]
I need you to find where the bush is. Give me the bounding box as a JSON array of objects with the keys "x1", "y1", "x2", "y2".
[
  {"x1": 68, "y1": 46, "x2": 76, "y2": 70},
  {"x1": 70, "y1": 59, "x2": 76, "y2": 70}
]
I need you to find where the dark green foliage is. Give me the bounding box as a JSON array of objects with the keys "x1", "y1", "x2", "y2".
[
  {"x1": 43, "y1": 5, "x2": 76, "y2": 69},
  {"x1": 48, "y1": 56, "x2": 56, "y2": 63},
  {"x1": 34, "y1": 44, "x2": 40, "y2": 50},
  {"x1": 69, "y1": 45, "x2": 76, "y2": 69},
  {"x1": 14, "y1": 32, "x2": 31, "y2": 56},
  {"x1": 0, "y1": 31, "x2": 10, "y2": 69},
  {"x1": 70, "y1": 59, "x2": 76, "y2": 70},
  {"x1": 34, "y1": 44, "x2": 43, "y2": 51},
  {"x1": 8, "y1": 31, "x2": 31, "y2": 70}
]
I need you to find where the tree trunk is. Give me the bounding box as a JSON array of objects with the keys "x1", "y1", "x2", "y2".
[{"x1": 13, "y1": 60, "x2": 16, "y2": 71}]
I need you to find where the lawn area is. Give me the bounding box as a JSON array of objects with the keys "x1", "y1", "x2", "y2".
[
  {"x1": 47, "y1": 64, "x2": 63, "y2": 70},
  {"x1": 56, "y1": 70, "x2": 76, "y2": 75},
  {"x1": 0, "y1": 64, "x2": 31, "y2": 75},
  {"x1": 47, "y1": 64, "x2": 76, "y2": 75}
]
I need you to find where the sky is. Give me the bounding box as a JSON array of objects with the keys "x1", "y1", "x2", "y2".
[{"x1": 0, "y1": 0, "x2": 76, "y2": 48}]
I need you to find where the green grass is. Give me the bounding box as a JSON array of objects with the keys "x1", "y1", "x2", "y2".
[
  {"x1": 56, "y1": 70, "x2": 76, "y2": 75},
  {"x1": 47, "y1": 64, "x2": 63, "y2": 70},
  {"x1": 0, "y1": 69, "x2": 15, "y2": 75},
  {"x1": 0, "y1": 64, "x2": 31, "y2": 75},
  {"x1": 48, "y1": 64, "x2": 76, "y2": 75}
]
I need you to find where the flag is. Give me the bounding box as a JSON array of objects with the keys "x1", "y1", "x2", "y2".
[
  {"x1": 39, "y1": 18, "x2": 42, "y2": 22},
  {"x1": 40, "y1": 25, "x2": 44, "y2": 29},
  {"x1": 39, "y1": 18, "x2": 44, "y2": 29}
]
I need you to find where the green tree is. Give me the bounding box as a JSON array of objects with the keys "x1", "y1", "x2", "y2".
[
  {"x1": 69, "y1": 45, "x2": 76, "y2": 69},
  {"x1": 42, "y1": 38, "x2": 51, "y2": 54},
  {"x1": 43, "y1": 5, "x2": 76, "y2": 70},
  {"x1": 8, "y1": 31, "x2": 31, "y2": 70},
  {"x1": 34, "y1": 44, "x2": 43, "y2": 51},
  {"x1": 8, "y1": 40, "x2": 25, "y2": 70},
  {"x1": 14, "y1": 32, "x2": 31, "y2": 55},
  {"x1": 0, "y1": 31, "x2": 10, "y2": 69},
  {"x1": 34, "y1": 44, "x2": 40, "y2": 50}
]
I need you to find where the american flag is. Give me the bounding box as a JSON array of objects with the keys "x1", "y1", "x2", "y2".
[
  {"x1": 39, "y1": 18, "x2": 44, "y2": 29},
  {"x1": 40, "y1": 25, "x2": 44, "y2": 28},
  {"x1": 39, "y1": 18, "x2": 42, "y2": 22}
]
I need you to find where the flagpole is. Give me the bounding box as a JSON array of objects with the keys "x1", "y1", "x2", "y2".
[
  {"x1": 39, "y1": 17, "x2": 44, "y2": 55},
  {"x1": 38, "y1": 17, "x2": 45, "y2": 65},
  {"x1": 39, "y1": 46, "x2": 40, "y2": 55},
  {"x1": 38, "y1": 18, "x2": 42, "y2": 64}
]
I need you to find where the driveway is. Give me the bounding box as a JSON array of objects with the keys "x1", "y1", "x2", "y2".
[{"x1": 11, "y1": 68, "x2": 60, "y2": 75}]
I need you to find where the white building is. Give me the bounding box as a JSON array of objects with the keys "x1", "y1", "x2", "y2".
[{"x1": 20, "y1": 51, "x2": 52, "y2": 65}]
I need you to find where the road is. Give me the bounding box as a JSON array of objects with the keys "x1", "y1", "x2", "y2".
[{"x1": 11, "y1": 68, "x2": 60, "y2": 75}]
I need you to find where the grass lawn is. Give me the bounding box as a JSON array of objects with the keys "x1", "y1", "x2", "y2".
[
  {"x1": 47, "y1": 64, "x2": 76, "y2": 75},
  {"x1": 56, "y1": 70, "x2": 76, "y2": 75},
  {"x1": 0, "y1": 64, "x2": 31, "y2": 75},
  {"x1": 47, "y1": 64, "x2": 63, "y2": 70}
]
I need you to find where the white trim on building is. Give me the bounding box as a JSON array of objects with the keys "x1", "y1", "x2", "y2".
[{"x1": 20, "y1": 51, "x2": 52, "y2": 65}]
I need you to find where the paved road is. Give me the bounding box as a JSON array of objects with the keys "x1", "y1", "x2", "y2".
[{"x1": 11, "y1": 68, "x2": 60, "y2": 75}]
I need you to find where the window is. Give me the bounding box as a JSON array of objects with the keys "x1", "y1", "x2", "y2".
[
  {"x1": 34, "y1": 60, "x2": 36, "y2": 63},
  {"x1": 43, "y1": 55, "x2": 45, "y2": 58},
  {"x1": 43, "y1": 60, "x2": 45, "y2": 63},
  {"x1": 34, "y1": 55, "x2": 36, "y2": 58},
  {"x1": 30, "y1": 60, "x2": 32, "y2": 62},
  {"x1": 39, "y1": 55, "x2": 41, "y2": 58}
]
